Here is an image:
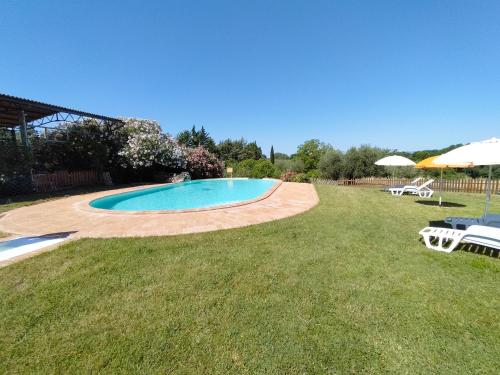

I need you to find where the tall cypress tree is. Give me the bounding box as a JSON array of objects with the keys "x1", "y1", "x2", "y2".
[
  {"x1": 270, "y1": 145, "x2": 275, "y2": 164},
  {"x1": 190, "y1": 125, "x2": 198, "y2": 147}
]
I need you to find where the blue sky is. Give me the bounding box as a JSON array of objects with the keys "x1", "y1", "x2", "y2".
[{"x1": 1, "y1": 0, "x2": 499, "y2": 155}]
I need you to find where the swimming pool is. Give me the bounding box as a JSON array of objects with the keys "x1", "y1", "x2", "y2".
[{"x1": 89, "y1": 178, "x2": 279, "y2": 211}]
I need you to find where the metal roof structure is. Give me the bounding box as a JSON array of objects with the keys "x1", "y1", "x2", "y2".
[{"x1": 0, "y1": 93, "x2": 122, "y2": 128}]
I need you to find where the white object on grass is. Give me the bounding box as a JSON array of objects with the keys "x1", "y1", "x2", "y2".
[
  {"x1": 389, "y1": 179, "x2": 434, "y2": 198},
  {"x1": 385, "y1": 177, "x2": 422, "y2": 192},
  {"x1": 410, "y1": 177, "x2": 422, "y2": 185},
  {"x1": 419, "y1": 225, "x2": 500, "y2": 253}
]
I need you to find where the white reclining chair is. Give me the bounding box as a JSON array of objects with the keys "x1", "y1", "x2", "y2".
[
  {"x1": 419, "y1": 225, "x2": 500, "y2": 253},
  {"x1": 384, "y1": 177, "x2": 422, "y2": 192},
  {"x1": 389, "y1": 179, "x2": 434, "y2": 198}
]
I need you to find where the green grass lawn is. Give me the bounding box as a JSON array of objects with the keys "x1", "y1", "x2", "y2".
[{"x1": 1, "y1": 185, "x2": 499, "y2": 373}]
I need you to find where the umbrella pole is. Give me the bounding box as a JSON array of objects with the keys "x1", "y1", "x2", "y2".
[
  {"x1": 439, "y1": 169, "x2": 443, "y2": 206},
  {"x1": 484, "y1": 165, "x2": 492, "y2": 217}
]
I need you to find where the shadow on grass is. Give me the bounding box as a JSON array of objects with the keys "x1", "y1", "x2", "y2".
[
  {"x1": 416, "y1": 200, "x2": 466, "y2": 208},
  {"x1": 0, "y1": 231, "x2": 76, "y2": 245},
  {"x1": 418, "y1": 237, "x2": 499, "y2": 258},
  {"x1": 38, "y1": 231, "x2": 77, "y2": 239},
  {"x1": 456, "y1": 242, "x2": 500, "y2": 258},
  {"x1": 0, "y1": 231, "x2": 77, "y2": 243}
]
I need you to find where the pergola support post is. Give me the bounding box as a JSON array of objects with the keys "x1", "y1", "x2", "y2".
[{"x1": 19, "y1": 109, "x2": 29, "y2": 149}]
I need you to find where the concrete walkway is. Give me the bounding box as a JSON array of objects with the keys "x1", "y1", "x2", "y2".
[{"x1": 0, "y1": 182, "x2": 319, "y2": 239}]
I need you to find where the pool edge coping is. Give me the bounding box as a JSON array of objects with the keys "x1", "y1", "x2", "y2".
[{"x1": 76, "y1": 178, "x2": 283, "y2": 215}]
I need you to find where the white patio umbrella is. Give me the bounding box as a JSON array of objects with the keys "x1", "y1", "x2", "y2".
[
  {"x1": 375, "y1": 155, "x2": 416, "y2": 177},
  {"x1": 435, "y1": 138, "x2": 500, "y2": 216},
  {"x1": 375, "y1": 155, "x2": 416, "y2": 167}
]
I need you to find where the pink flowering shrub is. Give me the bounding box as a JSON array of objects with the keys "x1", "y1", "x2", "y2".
[
  {"x1": 280, "y1": 170, "x2": 310, "y2": 182},
  {"x1": 186, "y1": 146, "x2": 224, "y2": 179},
  {"x1": 280, "y1": 170, "x2": 297, "y2": 182},
  {"x1": 117, "y1": 119, "x2": 223, "y2": 180}
]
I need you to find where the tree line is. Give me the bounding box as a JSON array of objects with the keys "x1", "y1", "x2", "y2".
[{"x1": 2, "y1": 121, "x2": 497, "y2": 195}]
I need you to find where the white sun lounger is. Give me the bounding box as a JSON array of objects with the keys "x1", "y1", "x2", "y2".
[
  {"x1": 444, "y1": 214, "x2": 500, "y2": 229},
  {"x1": 419, "y1": 225, "x2": 500, "y2": 253},
  {"x1": 389, "y1": 179, "x2": 434, "y2": 198},
  {"x1": 384, "y1": 177, "x2": 422, "y2": 192}
]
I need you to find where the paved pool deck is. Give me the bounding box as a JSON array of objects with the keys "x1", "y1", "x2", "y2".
[{"x1": 0, "y1": 182, "x2": 319, "y2": 239}]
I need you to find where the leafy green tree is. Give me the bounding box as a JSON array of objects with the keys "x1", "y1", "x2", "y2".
[
  {"x1": 216, "y1": 138, "x2": 263, "y2": 162},
  {"x1": 274, "y1": 159, "x2": 290, "y2": 172},
  {"x1": 176, "y1": 125, "x2": 217, "y2": 153},
  {"x1": 234, "y1": 159, "x2": 279, "y2": 178},
  {"x1": 241, "y1": 141, "x2": 263, "y2": 160},
  {"x1": 342, "y1": 145, "x2": 387, "y2": 179},
  {"x1": 274, "y1": 152, "x2": 289, "y2": 160},
  {"x1": 409, "y1": 144, "x2": 462, "y2": 162},
  {"x1": 33, "y1": 119, "x2": 114, "y2": 172},
  {"x1": 234, "y1": 159, "x2": 256, "y2": 177},
  {"x1": 31, "y1": 118, "x2": 188, "y2": 183},
  {"x1": 190, "y1": 125, "x2": 198, "y2": 145},
  {"x1": 176, "y1": 130, "x2": 192, "y2": 147},
  {"x1": 465, "y1": 165, "x2": 500, "y2": 179},
  {"x1": 294, "y1": 139, "x2": 333, "y2": 172},
  {"x1": 217, "y1": 138, "x2": 245, "y2": 161},
  {"x1": 270, "y1": 145, "x2": 275, "y2": 164},
  {"x1": 290, "y1": 159, "x2": 306, "y2": 173},
  {"x1": 0, "y1": 128, "x2": 30, "y2": 176},
  {"x1": 197, "y1": 126, "x2": 217, "y2": 153},
  {"x1": 253, "y1": 159, "x2": 279, "y2": 178},
  {"x1": 319, "y1": 149, "x2": 344, "y2": 179}
]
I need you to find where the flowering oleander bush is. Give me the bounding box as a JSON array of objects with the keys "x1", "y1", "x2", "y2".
[
  {"x1": 280, "y1": 170, "x2": 309, "y2": 183},
  {"x1": 186, "y1": 146, "x2": 224, "y2": 179},
  {"x1": 117, "y1": 119, "x2": 225, "y2": 180},
  {"x1": 119, "y1": 119, "x2": 186, "y2": 170},
  {"x1": 280, "y1": 170, "x2": 297, "y2": 182}
]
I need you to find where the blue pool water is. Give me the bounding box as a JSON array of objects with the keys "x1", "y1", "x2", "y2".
[{"x1": 90, "y1": 178, "x2": 278, "y2": 211}]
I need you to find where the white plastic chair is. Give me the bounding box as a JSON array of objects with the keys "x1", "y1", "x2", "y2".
[
  {"x1": 389, "y1": 179, "x2": 434, "y2": 198},
  {"x1": 384, "y1": 177, "x2": 422, "y2": 192},
  {"x1": 419, "y1": 225, "x2": 500, "y2": 253}
]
